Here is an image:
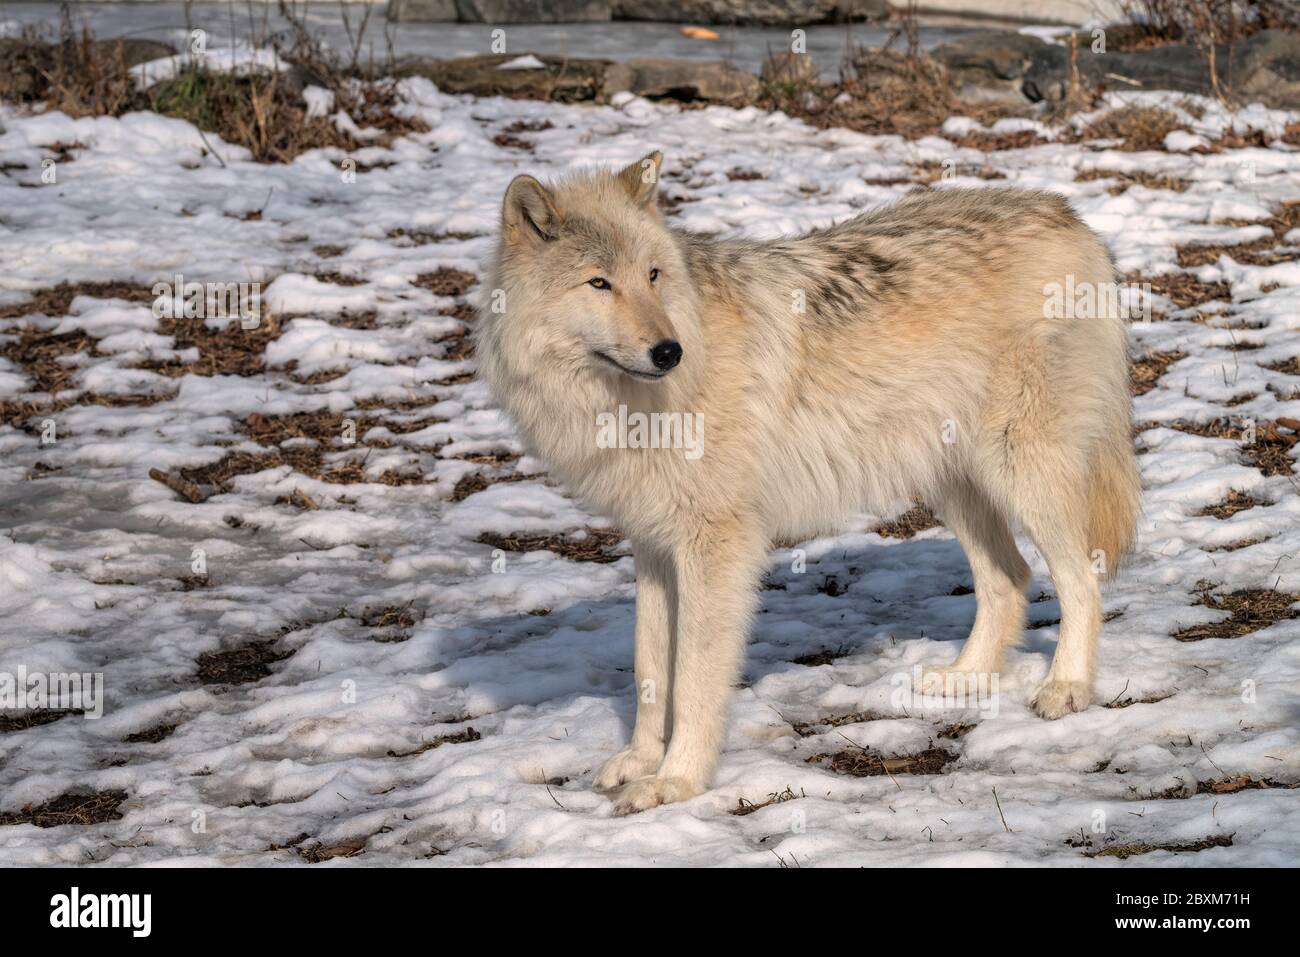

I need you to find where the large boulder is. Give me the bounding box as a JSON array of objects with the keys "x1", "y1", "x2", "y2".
[
  {"x1": 609, "y1": 0, "x2": 886, "y2": 25},
  {"x1": 931, "y1": 30, "x2": 1047, "y2": 105},
  {"x1": 389, "y1": 0, "x2": 611, "y2": 20},
  {"x1": 1022, "y1": 30, "x2": 1300, "y2": 108},
  {"x1": 387, "y1": 0, "x2": 460, "y2": 19},
  {"x1": 453, "y1": 0, "x2": 611, "y2": 21},
  {"x1": 395, "y1": 53, "x2": 612, "y2": 101},
  {"x1": 602, "y1": 57, "x2": 761, "y2": 105},
  {"x1": 1233, "y1": 29, "x2": 1300, "y2": 110},
  {"x1": 1024, "y1": 41, "x2": 1211, "y2": 102},
  {"x1": 387, "y1": 0, "x2": 887, "y2": 23}
]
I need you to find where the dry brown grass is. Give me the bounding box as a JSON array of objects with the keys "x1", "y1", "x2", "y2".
[
  {"x1": 1133, "y1": 273, "x2": 1233, "y2": 311},
  {"x1": 195, "y1": 640, "x2": 295, "y2": 685},
  {"x1": 1197, "y1": 488, "x2": 1263, "y2": 518},
  {"x1": 1, "y1": 9, "x2": 427, "y2": 164},
  {"x1": 791, "y1": 711, "x2": 885, "y2": 736},
  {"x1": 807, "y1": 746, "x2": 957, "y2": 777},
  {"x1": 0, "y1": 789, "x2": 127, "y2": 827},
  {"x1": 450, "y1": 469, "x2": 534, "y2": 503},
  {"x1": 1162, "y1": 417, "x2": 1297, "y2": 476},
  {"x1": 413, "y1": 269, "x2": 478, "y2": 298},
  {"x1": 1171, "y1": 580, "x2": 1299, "y2": 641},
  {"x1": 1086, "y1": 833, "x2": 1232, "y2": 859},
  {"x1": 123, "y1": 722, "x2": 179, "y2": 744},
  {"x1": 1178, "y1": 202, "x2": 1300, "y2": 267},
  {"x1": 1081, "y1": 106, "x2": 1186, "y2": 151},
  {"x1": 875, "y1": 505, "x2": 940, "y2": 539},
  {"x1": 1196, "y1": 776, "x2": 1298, "y2": 794},
  {"x1": 386, "y1": 726, "x2": 481, "y2": 758},
  {"x1": 0, "y1": 710, "x2": 75, "y2": 734},
  {"x1": 1075, "y1": 168, "x2": 1189, "y2": 194},
  {"x1": 476, "y1": 528, "x2": 625, "y2": 563}
]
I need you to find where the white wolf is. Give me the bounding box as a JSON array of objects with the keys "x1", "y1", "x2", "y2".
[{"x1": 475, "y1": 152, "x2": 1139, "y2": 814}]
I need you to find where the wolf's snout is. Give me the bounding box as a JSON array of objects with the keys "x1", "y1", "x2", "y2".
[{"x1": 650, "y1": 340, "x2": 682, "y2": 371}]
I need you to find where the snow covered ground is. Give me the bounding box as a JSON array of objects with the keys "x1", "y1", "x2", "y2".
[{"x1": 1, "y1": 78, "x2": 1298, "y2": 866}]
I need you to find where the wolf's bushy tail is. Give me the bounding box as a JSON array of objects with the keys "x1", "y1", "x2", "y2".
[{"x1": 1086, "y1": 430, "x2": 1140, "y2": 580}]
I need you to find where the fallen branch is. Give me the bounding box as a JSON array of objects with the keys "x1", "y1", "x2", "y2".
[{"x1": 148, "y1": 467, "x2": 208, "y2": 503}]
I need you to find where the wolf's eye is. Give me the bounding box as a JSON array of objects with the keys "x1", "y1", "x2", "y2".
[
  {"x1": 649, "y1": 268, "x2": 659, "y2": 283},
  {"x1": 588, "y1": 277, "x2": 612, "y2": 291}
]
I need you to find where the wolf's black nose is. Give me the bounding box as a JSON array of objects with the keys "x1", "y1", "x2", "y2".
[{"x1": 650, "y1": 340, "x2": 682, "y2": 371}]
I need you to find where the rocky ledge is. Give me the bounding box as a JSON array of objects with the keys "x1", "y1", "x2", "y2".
[
  {"x1": 386, "y1": 0, "x2": 889, "y2": 26},
  {"x1": 392, "y1": 28, "x2": 1300, "y2": 111}
]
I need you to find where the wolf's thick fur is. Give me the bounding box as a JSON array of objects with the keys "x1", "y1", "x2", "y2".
[{"x1": 476, "y1": 154, "x2": 1140, "y2": 813}]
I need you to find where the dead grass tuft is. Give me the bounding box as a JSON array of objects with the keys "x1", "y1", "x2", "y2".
[
  {"x1": 1075, "y1": 168, "x2": 1189, "y2": 194},
  {"x1": 0, "y1": 710, "x2": 75, "y2": 734},
  {"x1": 123, "y1": 722, "x2": 179, "y2": 744},
  {"x1": 0, "y1": 789, "x2": 127, "y2": 828},
  {"x1": 195, "y1": 640, "x2": 295, "y2": 685},
  {"x1": 807, "y1": 746, "x2": 957, "y2": 777},
  {"x1": 476, "y1": 528, "x2": 625, "y2": 563},
  {"x1": 1171, "y1": 580, "x2": 1299, "y2": 641},
  {"x1": 1130, "y1": 350, "x2": 1186, "y2": 395},
  {"x1": 413, "y1": 269, "x2": 478, "y2": 298},
  {"x1": 1197, "y1": 488, "x2": 1264, "y2": 518},
  {"x1": 875, "y1": 505, "x2": 940, "y2": 539},
  {"x1": 1086, "y1": 833, "x2": 1232, "y2": 859},
  {"x1": 1082, "y1": 106, "x2": 1185, "y2": 151},
  {"x1": 387, "y1": 726, "x2": 481, "y2": 758}
]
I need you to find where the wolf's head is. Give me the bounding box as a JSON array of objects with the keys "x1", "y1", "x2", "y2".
[{"x1": 483, "y1": 151, "x2": 697, "y2": 386}]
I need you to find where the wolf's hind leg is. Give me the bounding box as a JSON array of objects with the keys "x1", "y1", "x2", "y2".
[
  {"x1": 594, "y1": 544, "x2": 673, "y2": 790},
  {"x1": 1010, "y1": 474, "x2": 1101, "y2": 719},
  {"x1": 919, "y1": 479, "x2": 1029, "y2": 697}
]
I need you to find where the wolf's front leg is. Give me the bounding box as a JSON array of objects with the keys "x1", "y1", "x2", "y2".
[
  {"x1": 613, "y1": 517, "x2": 765, "y2": 815},
  {"x1": 594, "y1": 544, "x2": 674, "y2": 789}
]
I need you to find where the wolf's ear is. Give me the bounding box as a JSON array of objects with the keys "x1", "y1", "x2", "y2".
[
  {"x1": 503, "y1": 175, "x2": 562, "y2": 244},
  {"x1": 616, "y1": 150, "x2": 663, "y2": 209}
]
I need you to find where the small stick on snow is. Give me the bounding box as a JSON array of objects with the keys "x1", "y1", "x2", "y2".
[
  {"x1": 148, "y1": 468, "x2": 208, "y2": 504},
  {"x1": 992, "y1": 786, "x2": 1012, "y2": 833}
]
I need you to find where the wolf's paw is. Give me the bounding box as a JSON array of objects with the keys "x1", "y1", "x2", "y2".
[
  {"x1": 593, "y1": 747, "x2": 662, "y2": 791},
  {"x1": 611, "y1": 776, "x2": 702, "y2": 816},
  {"x1": 1031, "y1": 679, "x2": 1090, "y2": 719}
]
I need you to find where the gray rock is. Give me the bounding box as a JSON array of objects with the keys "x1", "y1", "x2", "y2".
[
  {"x1": 1022, "y1": 35, "x2": 1300, "y2": 106},
  {"x1": 387, "y1": 0, "x2": 460, "y2": 20},
  {"x1": 1023, "y1": 42, "x2": 1209, "y2": 102},
  {"x1": 1234, "y1": 29, "x2": 1300, "y2": 110},
  {"x1": 931, "y1": 30, "x2": 1046, "y2": 105},
  {"x1": 611, "y1": 1, "x2": 886, "y2": 25},
  {"x1": 760, "y1": 51, "x2": 816, "y2": 88},
  {"x1": 602, "y1": 57, "x2": 761, "y2": 105},
  {"x1": 932, "y1": 31, "x2": 1046, "y2": 81},
  {"x1": 395, "y1": 53, "x2": 612, "y2": 101},
  {"x1": 386, "y1": 0, "x2": 887, "y2": 24},
  {"x1": 452, "y1": 0, "x2": 611, "y2": 21}
]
